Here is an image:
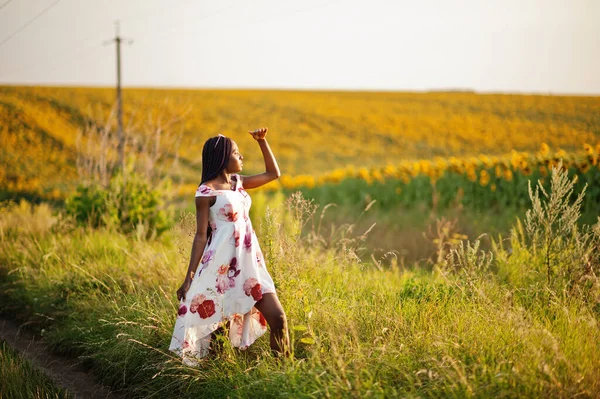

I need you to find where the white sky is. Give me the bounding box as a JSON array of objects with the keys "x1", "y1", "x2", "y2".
[{"x1": 0, "y1": 0, "x2": 599, "y2": 94}]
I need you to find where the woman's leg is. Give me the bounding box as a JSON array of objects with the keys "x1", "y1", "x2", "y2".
[
  {"x1": 254, "y1": 293, "x2": 290, "y2": 355},
  {"x1": 240, "y1": 310, "x2": 252, "y2": 349}
]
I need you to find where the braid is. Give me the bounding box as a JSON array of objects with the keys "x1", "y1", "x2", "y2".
[
  {"x1": 200, "y1": 135, "x2": 233, "y2": 184},
  {"x1": 199, "y1": 135, "x2": 233, "y2": 242}
]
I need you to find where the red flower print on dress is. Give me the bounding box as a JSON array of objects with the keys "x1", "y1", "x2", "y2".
[
  {"x1": 228, "y1": 257, "x2": 241, "y2": 280},
  {"x1": 201, "y1": 249, "x2": 214, "y2": 266},
  {"x1": 243, "y1": 277, "x2": 263, "y2": 301},
  {"x1": 251, "y1": 284, "x2": 263, "y2": 301},
  {"x1": 231, "y1": 313, "x2": 244, "y2": 336},
  {"x1": 232, "y1": 227, "x2": 240, "y2": 247},
  {"x1": 218, "y1": 204, "x2": 238, "y2": 222},
  {"x1": 215, "y1": 264, "x2": 231, "y2": 294},
  {"x1": 189, "y1": 294, "x2": 204, "y2": 313},
  {"x1": 189, "y1": 294, "x2": 216, "y2": 318},
  {"x1": 207, "y1": 221, "x2": 217, "y2": 246},
  {"x1": 178, "y1": 304, "x2": 188, "y2": 317},
  {"x1": 243, "y1": 226, "x2": 252, "y2": 252},
  {"x1": 198, "y1": 300, "x2": 216, "y2": 318},
  {"x1": 215, "y1": 257, "x2": 241, "y2": 294},
  {"x1": 258, "y1": 311, "x2": 267, "y2": 327}
]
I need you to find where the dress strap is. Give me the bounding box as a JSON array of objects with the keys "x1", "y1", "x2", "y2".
[
  {"x1": 231, "y1": 174, "x2": 239, "y2": 190},
  {"x1": 195, "y1": 184, "x2": 219, "y2": 197}
]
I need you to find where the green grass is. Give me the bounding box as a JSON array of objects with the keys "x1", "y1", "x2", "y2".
[
  {"x1": 0, "y1": 186, "x2": 599, "y2": 398},
  {"x1": 0, "y1": 341, "x2": 71, "y2": 399},
  {"x1": 294, "y1": 165, "x2": 600, "y2": 215},
  {"x1": 275, "y1": 164, "x2": 600, "y2": 264}
]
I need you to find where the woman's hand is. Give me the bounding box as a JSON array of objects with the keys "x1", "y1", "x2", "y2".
[
  {"x1": 176, "y1": 277, "x2": 192, "y2": 302},
  {"x1": 249, "y1": 127, "x2": 268, "y2": 141}
]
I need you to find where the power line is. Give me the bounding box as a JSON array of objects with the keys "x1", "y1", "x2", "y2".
[
  {"x1": 0, "y1": 25, "x2": 109, "y2": 79},
  {"x1": 139, "y1": 2, "x2": 250, "y2": 46},
  {"x1": 0, "y1": 0, "x2": 13, "y2": 11},
  {"x1": 0, "y1": 0, "x2": 62, "y2": 49},
  {"x1": 2, "y1": 40, "x2": 106, "y2": 82}
]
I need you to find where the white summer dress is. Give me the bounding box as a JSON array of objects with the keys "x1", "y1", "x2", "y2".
[{"x1": 169, "y1": 174, "x2": 276, "y2": 361}]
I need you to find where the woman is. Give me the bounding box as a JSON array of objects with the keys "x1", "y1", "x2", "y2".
[{"x1": 169, "y1": 128, "x2": 289, "y2": 363}]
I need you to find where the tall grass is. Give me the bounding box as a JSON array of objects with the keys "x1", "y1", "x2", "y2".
[
  {"x1": 0, "y1": 166, "x2": 599, "y2": 398},
  {"x1": 0, "y1": 341, "x2": 71, "y2": 399}
]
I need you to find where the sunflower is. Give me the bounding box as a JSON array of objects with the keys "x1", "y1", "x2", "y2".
[
  {"x1": 578, "y1": 161, "x2": 590, "y2": 174},
  {"x1": 479, "y1": 170, "x2": 490, "y2": 186}
]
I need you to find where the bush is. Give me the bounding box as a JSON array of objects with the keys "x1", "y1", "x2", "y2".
[
  {"x1": 65, "y1": 184, "x2": 107, "y2": 228},
  {"x1": 525, "y1": 162, "x2": 600, "y2": 294},
  {"x1": 66, "y1": 172, "x2": 172, "y2": 238}
]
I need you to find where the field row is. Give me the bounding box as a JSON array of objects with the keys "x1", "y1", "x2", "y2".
[
  {"x1": 171, "y1": 144, "x2": 600, "y2": 214},
  {"x1": 1, "y1": 86, "x2": 599, "y2": 201},
  {"x1": 269, "y1": 143, "x2": 599, "y2": 188}
]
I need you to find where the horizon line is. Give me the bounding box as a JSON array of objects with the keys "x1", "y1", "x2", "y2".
[{"x1": 0, "y1": 82, "x2": 599, "y2": 97}]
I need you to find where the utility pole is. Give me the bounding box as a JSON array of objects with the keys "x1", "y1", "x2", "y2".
[{"x1": 105, "y1": 21, "x2": 132, "y2": 173}]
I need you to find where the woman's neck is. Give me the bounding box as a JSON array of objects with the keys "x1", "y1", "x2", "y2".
[{"x1": 216, "y1": 172, "x2": 231, "y2": 185}]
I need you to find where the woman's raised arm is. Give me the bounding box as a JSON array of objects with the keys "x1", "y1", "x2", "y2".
[{"x1": 241, "y1": 127, "x2": 281, "y2": 189}]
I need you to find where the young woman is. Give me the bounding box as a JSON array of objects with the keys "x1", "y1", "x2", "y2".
[{"x1": 169, "y1": 128, "x2": 289, "y2": 363}]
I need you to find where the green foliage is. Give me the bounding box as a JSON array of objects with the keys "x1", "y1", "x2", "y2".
[
  {"x1": 64, "y1": 184, "x2": 107, "y2": 228},
  {"x1": 295, "y1": 165, "x2": 600, "y2": 216},
  {"x1": 65, "y1": 172, "x2": 172, "y2": 238}
]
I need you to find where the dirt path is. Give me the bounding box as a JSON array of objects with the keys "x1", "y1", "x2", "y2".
[{"x1": 0, "y1": 318, "x2": 126, "y2": 399}]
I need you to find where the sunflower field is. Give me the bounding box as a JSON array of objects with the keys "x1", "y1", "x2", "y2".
[{"x1": 1, "y1": 85, "x2": 599, "y2": 212}]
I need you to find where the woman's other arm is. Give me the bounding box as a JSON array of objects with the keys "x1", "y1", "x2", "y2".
[{"x1": 176, "y1": 196, "x2": 211, "y2": 301}]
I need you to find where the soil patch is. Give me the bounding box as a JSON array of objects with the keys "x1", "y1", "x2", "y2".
[{"x1": 0, "y1": 318, "x2": 125, "y2": 399}]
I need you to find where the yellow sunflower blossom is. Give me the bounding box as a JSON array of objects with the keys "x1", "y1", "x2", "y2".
[
  {"x1": 578, "y1": 161, "x2": 590, "y2": 174},
  {"x1": 495, "y1": 165, "x2": 503, "y2": 178},
  {"x1": 466, "y1": 167, "x2": 477, "y2": 182},
  {"x1": 510, "y1": 150, "x2": 523, "y2": 170},
  {"x1": 479, "y1": 169, "x2": 490, "y2": 186},
  {"x1": 371, "y1": 169, "x2": 385, "y2": 184}
]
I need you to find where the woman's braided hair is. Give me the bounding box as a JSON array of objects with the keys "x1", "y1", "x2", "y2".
[{"x1": 200, "y1": 135, "x2": 233, "y2": 184}]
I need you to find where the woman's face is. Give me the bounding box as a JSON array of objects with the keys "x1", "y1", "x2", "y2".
[{"x1": 225, "y1": 141, "x2": 243, "y2": 173}]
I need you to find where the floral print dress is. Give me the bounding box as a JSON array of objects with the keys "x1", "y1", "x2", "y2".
[{"x1": 169, "y1": 174, "x2": 275, "y2": 360}]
